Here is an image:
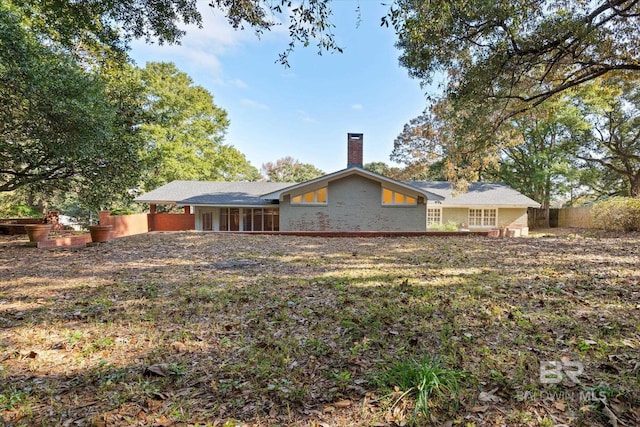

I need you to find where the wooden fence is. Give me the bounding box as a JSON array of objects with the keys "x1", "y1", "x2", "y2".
[{"x1": 529, "y1": 207, "x2": 593, "y2": 229}]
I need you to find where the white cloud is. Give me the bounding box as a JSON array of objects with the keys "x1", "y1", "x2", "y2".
[
  {"x1": 130, "y1": 1, "x2": 271, "y2": 80},
  {"x1": 297, "y1": 110, "x2": 317, "y2": 123},
  {"x1": 352, "y1": 104, "x2": 363, "y2": 110},
  {"x1": 241, "y1": 98, "x2": 269, "y2": 110},
  {"x1": 227, "y1": 78, "x2": 249, "y2": 89}
]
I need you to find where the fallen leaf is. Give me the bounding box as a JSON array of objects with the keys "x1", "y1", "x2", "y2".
[
  {"x1": 478, "y1": 388, "x2": 501, "y2": 403},
  {"x1": 334, "y1": 399, "x2": 352, "y2": 408},
  {"x1": 171, "y1": 341, "x2": 187, "y2": 352},
  {"x1": 554, "y1": 400, "x2": 566, "y2": 411},
  {"x1": 471, "y1": 406, "x2": 489, "y2": 413},
  {"x1": 145, "y1": 363, "x2": 171, "y2": 377}
]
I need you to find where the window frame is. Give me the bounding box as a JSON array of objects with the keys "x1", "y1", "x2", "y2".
[
  {"x1": 290, "y1": 187, "x2": 329, "y2": 205},
  {"x1": 381, "y1": 187, "x2": 418, "y2": 206},
  {"x1": 427, "y1": 207, "x2": 442, "y2": 227},
  {"x1": 468, "y1": 208, "x2": 497, "y2": 227}
]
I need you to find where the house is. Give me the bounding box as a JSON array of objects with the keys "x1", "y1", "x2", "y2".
[{"x1": 135, "y1": 133, "x2": 540, "y2": 234}]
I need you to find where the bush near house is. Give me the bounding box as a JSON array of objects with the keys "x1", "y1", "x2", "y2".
[{"x1": 592, "y1": 197, "x2": 640, "y2": 231}]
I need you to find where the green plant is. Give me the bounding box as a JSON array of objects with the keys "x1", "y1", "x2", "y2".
[
  {"x1": 374, "y1": 356, "x2": 465, "y2": 419},
  {"x1": 429, "y1": 221, "x2": 459, "y2": 232},
  {"x1": 0, "y1": 389, "x2": 27, "y2": 410}
]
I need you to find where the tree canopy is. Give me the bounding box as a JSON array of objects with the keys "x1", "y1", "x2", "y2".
[
  {"x1": 389, "y1": 0, "x2": 640, "y2": 122},
  {"x1": 261, "y1": 157, "x2": 324, "y2": 182},
  {"x1": 13, "y1": 0, "x2": 341, "y2": 66},
  {"x1": 138, "y1": 62, "x2": 260, "y2": 190},
  {"x1": 0, "y1": 5, "x2": 143, "y2": 209},
  {"x1": 574, "y1": 77, "x2": 640, "y2": 197}
]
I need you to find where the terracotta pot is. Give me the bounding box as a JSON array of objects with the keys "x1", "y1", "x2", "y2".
[
  {"x1": 24, "y1": 224, "x2": 52, "y2": 242},
  {"x1": 89, "y1": 224, "x2": 112, "y2": 243}
]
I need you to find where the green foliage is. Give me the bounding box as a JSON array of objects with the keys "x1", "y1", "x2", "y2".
[
  {"x1": 0, "y1": 5, "x2": 144, "y2": 211},
  {"x1": 261, "y1": 156, "x2": 324, "y2": 182},
  {"x1": 14, "y1": 0, "x2": 341, "y2": 66},
  {"x1": 592, "y1": 197, "x2": 640, "y2": 231},
  {"x1": 139, "y1": 62, "x2": 260, "y2": 190},
  {"x1": 429, "y1": 221, "x2": 459, "y2": 232},
  {"x1": 374, "y1": 357, "x2": 464, "y2": 419},
  {"x1": 389, "y1": 0, "x2": 640, "y2": 120},
  {"x1": 574, "y1": 76, "x2": 640, "y2": 198}
]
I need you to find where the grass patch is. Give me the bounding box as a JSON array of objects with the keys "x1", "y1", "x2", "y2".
[{"x1": 373, "y1": 356, "x2": 465, "y2": 421}]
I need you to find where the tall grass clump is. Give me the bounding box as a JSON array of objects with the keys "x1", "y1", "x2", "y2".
[{"x1": 374, "y1": 356, "x2": 465, "y2": 420}]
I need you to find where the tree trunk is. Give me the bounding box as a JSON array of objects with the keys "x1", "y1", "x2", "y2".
[{"x1": 631, "y1": 175, "x2": 640, "y2": 198}]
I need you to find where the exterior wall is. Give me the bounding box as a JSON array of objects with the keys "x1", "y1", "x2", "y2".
[
  {"x1": 498, "y1": 208, "x2": 528, "y2": 228},
  {"x1": 99, "y1": 211, "x2": 149, "y2": 238},
  {"x1": 442, "y1": 207, "x2": 529, "y2": 234},
  {"x1": 442, "y1": 208, "x2": 469, "y2": 227},
  {"x1": 149, "y1": 213, "x2": 195, "y2": 231},
  {"x1": 280, "y1": 175, "x2": 426, "y2": 231}
]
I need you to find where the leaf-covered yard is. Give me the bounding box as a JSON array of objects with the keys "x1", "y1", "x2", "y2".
[{"x1": 1, "y1": 232, "x2": 639, "y2": 426}]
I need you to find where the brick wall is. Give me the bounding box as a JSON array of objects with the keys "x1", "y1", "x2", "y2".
[
  {"x1": 149, "y1": 213, "x2": 195, "y2": 231},
  {"x1": 281, "y1": 174, "x2": 426, "y2": 231},
  {"x1": 99, "y1": 211, "x2": 149, "y2": 237}
]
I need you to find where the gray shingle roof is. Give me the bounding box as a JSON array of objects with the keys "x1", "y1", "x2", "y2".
[
  {"x1": 407, "y1": 181, "x2": 540, "y2": 207},
  {"x1": 135, "y1": 179, "x2": 540, "y2": 208},
  {"x1": 135, "y1": 181, "x2": 293, "y2": 206}
]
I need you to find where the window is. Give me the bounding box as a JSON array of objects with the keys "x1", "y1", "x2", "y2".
[
  {"x1": 469, "y1": 209, "x2": 497, "y2": 227},
  {"x1": 202, "y1": 212, "x2": 213, "y2": 231},
  {"x1": 291, "y1": 187, "x2": 328, "y2": 205},
  {"x1": 219, "y1": 208, "x2": 240, "y2": 231},
  {"x1": 427, "y1": 208, "x2": 442, "y2": 226},
  {"x1": 229, "y1": 208, "x2": 280, "y2": 231},
  {"x1": 382, "y1": 188, "x2": 417, "y2": 205}
]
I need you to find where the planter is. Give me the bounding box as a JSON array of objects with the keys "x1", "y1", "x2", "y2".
[
  {"x1": 88, "y1": 224, "x2": 112, "y2": 243},
  {"x1": 24, "y1": 224, "x2": 52, "y2": 242}
]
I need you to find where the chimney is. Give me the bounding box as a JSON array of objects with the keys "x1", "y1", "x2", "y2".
[{"x1": 347, "y1": 133, "x2": 363, "y2": 168}]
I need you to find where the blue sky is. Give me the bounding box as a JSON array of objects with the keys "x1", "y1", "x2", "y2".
[{"x1": 129, "y1": 1, "x2": 436, "y2": 174}]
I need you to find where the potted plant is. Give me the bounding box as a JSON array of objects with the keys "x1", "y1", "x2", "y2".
[
  {"x1": 24, "y1": 222, "x2": 53, "y2": 243},
  {"x1": 88, "y1": 224, "x2": 112, "y2": 243}
]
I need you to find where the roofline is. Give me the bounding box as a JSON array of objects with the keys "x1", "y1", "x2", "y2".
[
  {"x1": 260, "y1": 167, "x2": 445, "y2": 201},
  {"x1": 134, "y1": 199, "x2": 177, "y2": 205}
]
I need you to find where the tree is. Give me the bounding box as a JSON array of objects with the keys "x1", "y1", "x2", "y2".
[
  {"x1": 388, "y1": 0, "x2": 640, "y2": 123},
  {"x1": 364, "y1": 161, "x2": 444, "y2": 181},
  {"x1": 14, "y1": 0, "x2": 341, "y2": 66},
  {"x1": 575, "y1": 77, "x2": 640, "y2": 197},
  {"x1": 139, "y1": 62, "x2": 260, "y2": 190},
  {"x1": 494, "y1": 99, "x2": 587, "y2": 226},
  {"x1": 391, "y1": 100, "x2": 501, "y2": 191},
  {"x1": 261, "y1": 157, "x2": 324, "y2": 182},
  {"x1": 0, "y1": 6, "x2": 142, "y2": 210}
]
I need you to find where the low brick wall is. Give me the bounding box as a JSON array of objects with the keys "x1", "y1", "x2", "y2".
[
  {"x1": 98, "y1": 212, "x2": 149, "y2": 238},
  {"x1": 34, "y1": 234, "x2": 92, "y2": 249},
  {"x1": 149, "y1": 213, "x2": 195, "y2": 231}
]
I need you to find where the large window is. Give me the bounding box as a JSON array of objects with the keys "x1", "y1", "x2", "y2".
[
  {"x1": 291, "y1": 187, "x2": 328, "y2": 205},
  {"x1": 469, "y1": 209, "x2": 497, "y2": 227},
  {"x1": 224, "y1": 208, "x2": 279, "y2": 231},
  {"x1": 220, "y1": 208, "x2": 240, "y2": 231},
  {"x1": 427, "y1": 208, "x2": 442, "y2": 226},
  {"x1": 382, "y1": 188, "x2": 417, "y2": 205}
]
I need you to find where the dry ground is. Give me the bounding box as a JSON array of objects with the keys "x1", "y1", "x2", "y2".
[{"x1": 0, "y1": 231, "x2": 639, "y2": 426}]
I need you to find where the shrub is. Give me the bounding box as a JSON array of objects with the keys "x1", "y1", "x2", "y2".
[
  {"x1": 429, "y1": 221, "x2": 459, "y2": 232},
  {"x1": 591, "y1": 197, "x2": 640, "y2": 231}
]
